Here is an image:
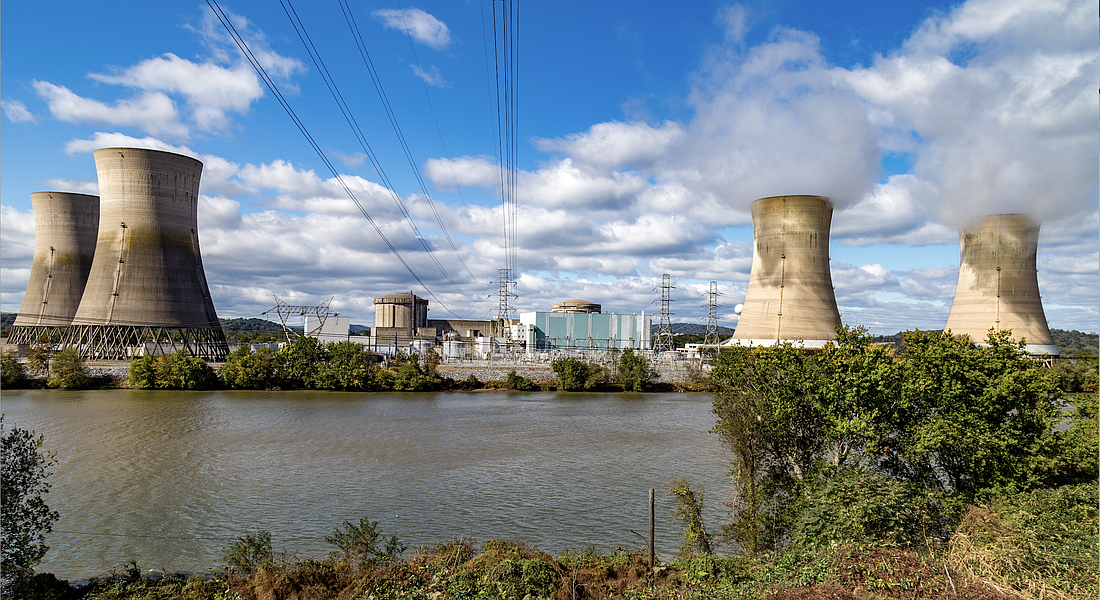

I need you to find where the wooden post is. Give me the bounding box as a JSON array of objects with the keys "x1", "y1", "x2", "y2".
[{"x1": 648, "y1": 488, "x2": 655, "y2": 578}]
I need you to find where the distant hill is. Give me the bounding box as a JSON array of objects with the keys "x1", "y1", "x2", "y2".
[
  {"x1": 1, "y1": 313, "x2": 15, "y2": 331},
  {"x1": 1050, "y1": 329, "x2": 1099, "y2": 356},
  {"x1": 219, "y1": 317, "x2": 288, "y2": 332}
]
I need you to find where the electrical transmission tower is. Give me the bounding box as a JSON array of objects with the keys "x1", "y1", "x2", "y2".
[
  {"x1": 704, "y1": 281, "x2": 721, "y2": 350},
  {"x1": 654, "y1": 274, "x2": 675, "y2": 353},
  {"x1": 496, "y1": 268, "x2": 516, "y2": 341},
  {"x1": 262, "y1": 296, "x2": 338, "y2": 343}
]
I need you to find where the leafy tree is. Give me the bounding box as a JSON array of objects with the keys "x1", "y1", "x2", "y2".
[
  {"x1": 616, "y1": 348, "x2": 657, "y2": 392},
  {"x1": 394, "y1": 361, "x2": 429, "y2": 391},
  {"x1": 1, "y1": 351, "x2": 26, "y2": 388},
  {"x1": 128, "y1": 350, "x2": 218, "y2": 389},
  {"x1": 128, "y1": 355, "x2": 157, "y2": 388},
  {"x1": 46, "y1": 348, "x2": 90, "y2": 389},
  {"x1": 275, "y1": 336, "x2": 328, "y2": 388},
  {"x1": 315, "y1": 342, "x2": 378, "y2": 391},
  {"x1": 221, "y1": 346, "x2": 280, "y2": 390},
  {"x1": 893, "y1": 329, "x2": 1060, "y2": 497},
  {"x1": 1, "y1": 416, "x2": 60, "y2": 592},
  {"x1": 24, "y1": 339, "x2": 54, "y2": 379}
]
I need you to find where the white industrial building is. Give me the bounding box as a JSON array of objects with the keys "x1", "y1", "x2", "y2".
[{"x1": 518, "y1": 311, "x2": 651, "y2": 351}]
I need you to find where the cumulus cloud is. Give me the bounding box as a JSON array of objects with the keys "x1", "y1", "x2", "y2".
[
  {"x1": 373, "y1": 8, "x2": 452, "y2": 50},
  {"x1": 840, "y1": 0, "x2": 1097, "y2": 225},
  {"x1": 1, "y1": 100, "x2": 37, "y2": 123},
  {"x1": 412, "y1": 65, "x2": 450, "y2": 87},
  {"x1": 34, "y1": 81, "x2": 189, "y2": 138},
  {"x1": 89, "y1": 53, "x2": 266, "y2": 133},
  {"x1": 32, "y1": 8, "x2": 303, "y2": 140}
]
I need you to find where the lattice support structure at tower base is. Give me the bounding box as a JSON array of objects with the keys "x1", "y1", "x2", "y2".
[
  {"x1": 62, "y1": 325, "x2": 229, "y2": 361},
  {"x1": 5, "y1": 325, "x2": 69, "y2": 346}
]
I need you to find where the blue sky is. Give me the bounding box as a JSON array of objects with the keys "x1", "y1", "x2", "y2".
[{"x1": 2, "y1": 0, "x2": 1096, "y2": 334}]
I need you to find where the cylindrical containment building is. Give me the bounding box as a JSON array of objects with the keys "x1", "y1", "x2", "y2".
[
  {"x1": 943, "y1": 214, "x2": 1057, "y2": 356},
  {"x1": 7, "y1": 192, "x2": 100, "y2": 344},
  {"x1": 65, "y1": 148, "x2": 228, "y2": 359},
  {"x1": 730, "y1": 195, "x2": 842, "y2": 347}
]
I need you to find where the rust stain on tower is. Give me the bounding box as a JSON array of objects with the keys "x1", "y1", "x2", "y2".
[
  {"x1": 944, "y1": 214, "x2": 1058, "y2": 356},
  {"x1": 731, "y1": 195, "x2": 842, "y2": 346}
]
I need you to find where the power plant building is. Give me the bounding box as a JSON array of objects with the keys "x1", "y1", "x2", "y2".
[
  {"x1": 63, "y1": 148, "x2": 228, "y2": 360},
  {"x1": 943, "y1": 214, "x2": 1058, "y2": 356},
  {"x1": 518, "y1": 310, "x2": 651, "y2": 351},
  {"x1": 729, "y1": 195, "x2": 842, "y2": 347},
  {"x1": 7, "y1": 192, "x2": 101, "y2": 345}
]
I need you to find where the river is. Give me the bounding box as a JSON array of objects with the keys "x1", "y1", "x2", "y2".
[{"x1": 0, "y1": 389, "x2": 734, "y2": 580}]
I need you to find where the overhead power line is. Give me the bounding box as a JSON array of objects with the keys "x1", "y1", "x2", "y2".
[
  {"x1": 204, "y1": 0, "x2": 461, "y2": 318},
  {"x1": 280, "y1": 0, "x2": 471, "y2": 302}
]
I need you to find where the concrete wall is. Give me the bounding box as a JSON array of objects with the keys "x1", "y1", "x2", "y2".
[{"x1": 944, "y1": 214, "x2": 1057, "y2": 355}]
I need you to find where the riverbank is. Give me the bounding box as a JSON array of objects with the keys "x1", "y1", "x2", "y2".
[{"x1": 13, "y1": 529, "x2": 1094, "y2": 600}]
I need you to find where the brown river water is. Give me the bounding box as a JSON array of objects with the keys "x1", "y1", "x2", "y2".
[{"x1": 0, "y1": 389, "x2": 734, "y2": 580}]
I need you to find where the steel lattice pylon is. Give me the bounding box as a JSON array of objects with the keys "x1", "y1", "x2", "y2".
[
  {"x1": 496, "y1": 268, "x2": 516, "y2": 341},
  {"x1": 654, "y1": 274, "x2": 675, "y2": 353},
  {"x1": 262, "y1": 296, "x2": 338, "y2": 343},
  {"x1": 704, "y1": 281, "x2": 721, "y2": 349}
]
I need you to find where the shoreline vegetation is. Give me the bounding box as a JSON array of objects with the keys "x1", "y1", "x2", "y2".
[{"x1": 3, "y1": 326, "x2": 1097, "y2": 599}]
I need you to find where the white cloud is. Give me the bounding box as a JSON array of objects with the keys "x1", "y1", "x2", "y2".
[
  {"x1": 373, "y1": 8, "x2": 452, "y2": 50},
  {"x1": 534, "y1": 121, "x2": 684, "y2": 173},
  {"x1": 412, "y1": 65, "x2": 450, "y2": 88},
  {"x1": 43, "y1": 178, "x2": 100, "y2": 195},
  {"x1": 89, "y1": 53, "x2": 267, "y2": 133},
  {"x1": 1, "y1": 100, "x2": 37, "y2": 124},
  {"x1": 34, "y1": 81, "x2": 189, "y2": 138}
]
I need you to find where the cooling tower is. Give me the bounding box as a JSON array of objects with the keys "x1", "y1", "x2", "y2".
[
  {"x1": 730, "y1": 195, "x2": 842, "y2": 347},
  {"x1": 943, "y1": 214, "x2": 1058, "y2": 356},
  {"x1": 7, "y1": 192, "x2": 100, "y2": 344},
  {"x1": 64, "y1": 148, "x2": 228, "y2": 359}
]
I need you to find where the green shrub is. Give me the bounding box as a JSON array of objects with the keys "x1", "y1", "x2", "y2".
[
  {"x1": 669, "y1": 477, "x2": 712, "y2": 557},
  {"x1": 394, "y1": 362, "x2": 429, "y2": 391},
  {"x1": 46, "y1": 348, "x2": 89, "y2": 389},
  {"x1": 551, "y1": 358, "x2": 606, "y2": 391},
  {"x1": 223, "y1": 530, "x2": 274, "y2": 575},
  {"x1": 127, "y1": 356, "x2": 158, "y2": 389},
  {"x1": 324, "y1": 517, "x2": 405, "y2": 571},
  {"x1": 506, "y1": 370, "x2": 535, "y2": 391},
  {"x1": 789, "y1": 468, "x2": 924, "y2": 550},
  {"x1": 220, "y1": 346, "x2": 280, "y2": 390}
]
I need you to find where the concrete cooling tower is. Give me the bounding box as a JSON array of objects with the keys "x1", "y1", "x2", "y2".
[
  {"x1": 64, "y1": 148, "x2": 228, "y2": 359},
  {"x1": 7, "y1": 192, "x2": 100, "y2": 344},
  {"x1": 730, "y1": 195, "x2": 842, "y2": 347},
  {"x1": 943, "y1": 214, "x2": 1058, "y2": 356}
]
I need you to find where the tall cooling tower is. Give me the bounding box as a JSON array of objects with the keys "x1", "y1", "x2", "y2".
[
  {"x1": 943, "y1": 214, "x2": 1058, "y2": 356},
  {"x1": 65, "y1": 148, "x2": 228, "y2": 359},
  {"x1": 7, "y1": 192, "x2": 100, "y2": 344},
  {"x1": 730, "y1": 195, "x2": 842, "y2": 347}
]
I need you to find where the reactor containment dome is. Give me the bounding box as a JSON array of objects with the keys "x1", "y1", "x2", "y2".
[
  {"x1": 943, "y1": 214, "x2": 1058, "y2": 356},
  {"x1": 63, "y1": 147, "x2": 228, "y2": 360},
  {"x1": 7, "y1": 192, "x2": 101, "y2": 345},
  {"x1": 729, "y1": 195, "x2": 842, "y2": 347}
]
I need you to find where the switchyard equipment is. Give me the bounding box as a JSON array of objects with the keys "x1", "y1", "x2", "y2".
[
  {"x1": 63, "y1": 148, "x2": 228, "y2": 360},
  {"x1": 8, "y1": 192, "x2": 101, "y2": 345},
  {"x1": 730, "y1": 195, "x2": 841, "y2": 347},
  {"x1": 943, "y1": 214, "x2": 1058, "y2": 356}
]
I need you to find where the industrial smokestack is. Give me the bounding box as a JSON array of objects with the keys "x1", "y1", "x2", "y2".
[
  {"x1": 730, "y1": 195, "x2": 842, "y2": 347},
  {"x1": 7, "y1": 192, "x2": 100, "y2": 344},
  {"x1": 65, "y1": 148, "x2": 228, "y2": 359},
  {"x1": 943, "y1": 214, "x2": 1058, "y2": 356}
]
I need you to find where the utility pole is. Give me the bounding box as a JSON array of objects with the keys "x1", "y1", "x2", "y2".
[
  {"x1": 654, "y1": 274, "x2": 675, "y2": 353},
  {"x1": 704, "y1": 281, "x2": 721, "y2": 350}
]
